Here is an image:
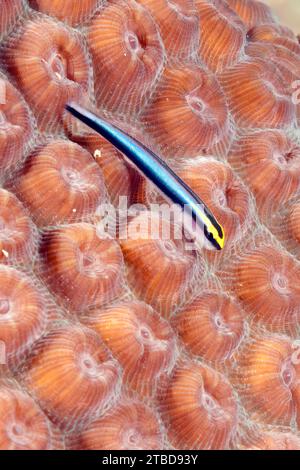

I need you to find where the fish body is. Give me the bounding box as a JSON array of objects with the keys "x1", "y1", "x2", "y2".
[{"x1": 66, "y1": 103, "x2": 225, "y2": 250}]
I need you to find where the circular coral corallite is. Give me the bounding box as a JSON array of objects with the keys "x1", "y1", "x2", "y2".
[
  {"x1": 0, "y1": 266, "x2": 48, "y2": 370},
  {"x1": 136, "y1": 0, "x2": 199, "y2": 59},
  {"x1": 88, "y1": 301, "x2": 177, "y2": 398},
  {"x1": 229, "y1": 131, "x2": 300, "y2": 218},
  {"x1": 245, "y1": 38, "x2": 300, "y2": 83},
  {"x1": 173, "y1": 292, "x2": 244, "y2": 363},
  {"x1": 160, "y1": 361, "x2": 238, "y2": 449},
  {"x1": 67, "y1": 401, "x2": 163, "y2": 450},
  {"x1": 244, "y1": 40, "x2": 300, "y2": 125},
  {"x1": 264, "y1": 202, "x2": 300, "y2": 261},
  {"x1": 232, "y1": 334, "x2": 300, "y2": 427},
  {"x1": 226, "y1": 0, "x2": 275, "y2": 28},
  {"x1": 87, "y1": 0, "x2": 164, "y2": 115},
  {"x1": 232, "y1": 245, "x2": 300, "y2": 335},
  {"x1": 0, "y1": 76, "x2": 33, "y2": 174},
  {"x1": 195, "y1": 0, "x2": 246, "y2": 73},
  {"x1": 219, "y1": 57, "x2": 296, "y2": 129},
  {"x1": 4, "y1": 18, "x2": 90, "y2": 132},
  {"x1": 0, "y1": 189, "x2": 37, "y2": 265},
  {"x1": 0, "y1": 385, "x2": 61, "y2": 450},
  {"x1": 29, "y1": 0, "x2": 99, "y2": 26},
  {"x1": 13, "y1": 140, "x2": 105, "y2": 227},
  {"x1": 23, "y1": 325, "x2": 121, "y2": 432},
  {"x1": 120, "y1": 211, "x2": 202, "y2": 318},
  {"x1": 142, "y1": 65, "x2": 230, "y2": 158},
  {"x1": 40, "y1": 223, "x2": 124, "y2": 313}
]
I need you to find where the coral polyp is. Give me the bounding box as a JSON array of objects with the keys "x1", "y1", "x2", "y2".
[
  {"x1": 3, "y1": 17, "x2": 90, "y2": 132},
  {"x1": 227, "y1": 0, "x2": 275, "y2": 28},
  {"x1": 289, "y1": 202, "x2": 300, "y2": 245},
  {"x1": 0, "y1": 0, "x2": 300, "y2": 451},
  {"x1": 229, "y1": 130, "x2": 300, "y2": 219},
  {"x1": 67, "y1": 401, "x2": 163, "y2": 450},
  {"x1": 232, "y1": 334, "x2": 300, "y2": 427},
  {"x1": 0, "y1": 384, "x2": 61, "y2": 450},
  {"x1": 23, "y1": 325, "x2": 121, "y2": 432},
  {"x1": 0, "y1": 0, "x2": 24, "y2": 39},
  {"x1": 237, "y1": 422, "x2": 300, "y2": 450},
  {"x1": 160, "y1": 361, "x2": 238, "y2": 449},
  {"x1": 13, "y1": 140, "x2": 105, "y2": 226},
  {"x1": 29, "y1": 0, "x2": 99, "y2": 26},
  {"x1": 219, "y1": 58, "x2": 296, "y2": 129},
  {"x1": 40, "y1": 223, "x2": 124, "y2": 313},
  {"x1": 246, "y1": 23, "x2": 300, "y2": 52},
  {"x1": 0, "y1": 76, "x2": 33, "y2": 174},
  {"x1": 142, "y1": 65, "x2": 229, "y2": 157},
  {"x1": 173, "y1": 292, "x2": 244, "y2": 364},
  {"x1": 195, "y1": 0, "x2": 246, "y2": 73},
  {"x1": 120, "y1": 211, "x2": 202, "y2": 317},
  {"x1": 0, "y1": 189, "x2": 37, "y2": 265},
  {"x1": 88, "y1": 0, "x2": 164, "y2": 115},
  {"x1": 0, "y1": 266, "x2": 47, "y2": 369},
  {"x1": 88, "y1": 301, "x2": 177, "y2": 398},
  {"x1": 231, "y1": 245, "x2": 300, "y2": 335},
  {"x1": 137, "y1": 0, "x2": 199, "y2": 59}
]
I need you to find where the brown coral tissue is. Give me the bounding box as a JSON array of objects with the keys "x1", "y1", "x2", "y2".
[{"x1": 0, "y1": 0, "x2": 300, "y2": 451}]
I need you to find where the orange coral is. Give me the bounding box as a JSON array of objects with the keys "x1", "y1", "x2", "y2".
[
  {"x1": 229, "y1": 130, "x2": 300, "y2": 218},
  {"x1": 4, "y1": 18, "x2": 90, "y2": 132},
  {"x1": 232, "y1": 334, "x2": 300, "y2": 427},
  {"x1": 232, "y1": 245, "x2": 300, "y2": 335},
  {"x1": 13, "y1": 140, "x2": 105, "y2": 226},
  {"x1": 219, "y1": 58, "x2": 296, "y2": 129},
  {"x1": 195, "y1": 0, "x2": 246, "y2": 73},
  {"x1": 0, "y1": 0, "x2": 24, "y2": 39},
  {"x1": 88, "y1": 0, "x2": 164, "y2": 115},
  {"x1": 24, "y1": 325, "x2": 121, "y2": 432},
  {"x1": 289, "y1": 201, "x2": 300, "y2": 245},
  {"x1": 0, "y1": 189, "x2": 37, "y2": 265},
  {"x1": 88, "y1": 301, "x2": 177, "y2": 397},
  {"x1": 173, "y1": 292, "x2": 244, "y2": 363},
  {"x1": 142, "y1": 65, "x2": 229, "y2": 157},
  {"x1": 0, "y1": 266, "x2": 47, "y2": 369},
  {"x1": 67, "y1": 401, "x2": 163, "y2": 450},
  {"x1": 40, "y1": 223, "x2": 124, "y2": 313},
  {"x1": 160, "y1": 361, "x2": 238, "y2": 449},
  {"x1": 137, "y1": 0, "x2": 199, "y2": 59},
  {"x1": 227, "y1": 0, "x2": 275, "y2": 28},
  {"x1": 0, "y1": 76, "x2": 33, "y2": 173},
  {"x1": 29, "y1": 0, "x2": 99, "y2": 26},
  {"x1": 120, "y1": 211, "x2": 202, "y2": 317},
  {"x1": 0, "y1": 385, "x2": 61, "y2": 450}
]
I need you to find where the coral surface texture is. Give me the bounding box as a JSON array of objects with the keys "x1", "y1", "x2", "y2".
[{"x1": 0, "y1": 0, "x2": 300, "y2": 450}]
